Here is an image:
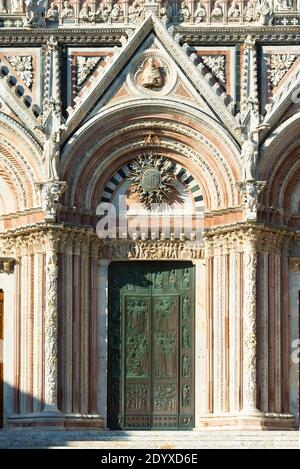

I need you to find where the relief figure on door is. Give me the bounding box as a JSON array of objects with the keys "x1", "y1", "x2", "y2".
[
  {"x1": 154, "y1": 298, "x2": 177, "y2": 378},
  {"x1": 126, "y1": 299, "x2": 149, "y2": 377}
]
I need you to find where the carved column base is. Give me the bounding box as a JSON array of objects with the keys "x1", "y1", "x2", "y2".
[
  {"x1": 195, "y1": 413, "x2": 296, "y2": 430},
  {"x1": 6, "y1": 413, "x2": 105, "y2": 430}
]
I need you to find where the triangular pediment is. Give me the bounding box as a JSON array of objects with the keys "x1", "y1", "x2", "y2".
[
  {"x1": 63, "y1": 13, "x2": 242, "y2": 144},
  {"x1": 85, "y1": 32, "x2": 215, "y2": 119}
]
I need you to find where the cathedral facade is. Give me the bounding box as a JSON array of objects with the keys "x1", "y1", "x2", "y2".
[{"x1": 0, "y1": 0, "x2": 299, "y2": 431}]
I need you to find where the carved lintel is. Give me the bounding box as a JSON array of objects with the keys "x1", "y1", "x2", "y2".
[
  {"x1": 236, "y1": 181, "x2": 266, "y2": 221},
  {"x1": 100, "y1": 241, "x2": 203, "y2": 260}
]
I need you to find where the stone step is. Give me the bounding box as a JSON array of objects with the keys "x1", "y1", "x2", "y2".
[{"x1": 0, "y1": 430, "x2": 298, "y2": 449}]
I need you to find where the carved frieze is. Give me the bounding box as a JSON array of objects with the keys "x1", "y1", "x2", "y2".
[
  {"x1": 100, "y1": 241, "x2": 203, "y2": 260},
  {"x1": 0, "y1": 0, "x2": 297, "y2": 28}
]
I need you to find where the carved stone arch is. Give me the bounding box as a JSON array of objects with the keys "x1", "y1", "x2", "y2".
[
  {"x1": 259, "y1": 113, "x2": 300, "y2": 208},
  {"x1": 0, "y1": 114, "x2": 44, "y2": 215},
  {"x1": 83, "y1": 142, "x2": 217, "y2": 211},
  {"x1": 0, "y1": 151, "x2": 26, "y2": 211},
  {"x1": 61, "y1": 100, "x2": 241, "y2": 212},
  {"x1": 98, "y1": 157, "x2": 204, "y2": 212}
]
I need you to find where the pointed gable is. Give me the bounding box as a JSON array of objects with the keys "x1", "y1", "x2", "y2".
[{"x1": 63, "y1": 13, "x2": 242, "y2": 145}]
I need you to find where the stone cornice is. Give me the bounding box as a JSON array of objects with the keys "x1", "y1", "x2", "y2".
[
  {"x1": 1, "y1": 25, "x2": 300, "y2": 45},
  {"x1": 203, "y1": 221, "x2": 296, "y2": 239}
]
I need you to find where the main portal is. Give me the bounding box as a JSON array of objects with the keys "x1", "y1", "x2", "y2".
[{"x1": 107, "y1": 262, "x2": 195, "y2": 430}]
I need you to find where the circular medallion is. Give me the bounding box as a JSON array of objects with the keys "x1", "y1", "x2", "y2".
[
  {"x1": 128, "y1": 49, "x2": 177, "y2": 97},
  {"x1": 141, "y1": 168, "x2": 161, "y2": 191}
]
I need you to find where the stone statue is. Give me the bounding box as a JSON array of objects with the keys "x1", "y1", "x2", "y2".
[
  {"x1": 23, "y1": 0, "x2": 46, "y2": 27},
  {"x1": 255, "y1": 0, "x2": 274, "y2": 25},
  {"x1": 241, "y1": 134, "x2": 258, "y2": 181},
  {"x1": 46, "y1": 1, "x2": 59, "y2": 20},
  {"x1": 211, "y1": 0, "x2": 223, "y2": 18},
  {"x1": 0, "y1": 0, "x2": 6, "y2": 13},
  {"x1": 110, "y1": 2, "x2": 122, "y2": 21},
  {"x1": 276, "y1": 0, "x2": 292, "y2": 10},
  {"x1": 160, "y1": 1, "x2": 172, "y2": 26},
  {"x1": 194, "y1": 2, "x2": 206, "y2": 23},
  {"x1": 10, "y1": 0, "x2": 23, "y2": 12},
  {"x1": 61, "y1": 0, "x2": 74, "y2": 18},
  {"x1": 96, "y1": 1, "x2": 111, "y2": 21},
  {"x1": 228, "y1": 0, "x2": 240, "y2": 18},
  {"x1": 128, "y1": 0, "x2": 143, "y2": 23},
  {"x1": 178, "y1": 1, "x2": 190, "y2": 22},
  {"x1": 43, "y1": 132, "x2": 60, "y2": 181},
  {"x1": 79, "y1": 1, "x2": 92, "y2": 21},
  {"x1": 141, "y1": 58, "x2": 162, "y2": 89},
  {"x1": 243, "y1": 0, "x2": 255, "y2": 21}
]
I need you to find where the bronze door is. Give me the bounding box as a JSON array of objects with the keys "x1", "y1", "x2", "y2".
[{"x1": 108, "y1": 262, "x2": 195, "y2": 430}]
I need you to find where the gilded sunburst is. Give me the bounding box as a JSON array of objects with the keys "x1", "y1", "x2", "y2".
[{"x1": 128, "y1": 152, "x2": 177, "y2": 209}]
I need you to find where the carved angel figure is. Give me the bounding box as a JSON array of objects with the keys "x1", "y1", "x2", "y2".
[
  {"x1": 194, "y1": 2, "x2": 206, "y2": 23},
  {"x1": 43, "y1": 132, "x2": 60, "y2": 181},
  {"x1": 178, "y1": 1, "x2": 190, "y2": 22},
  {"x1": 141, "y1": 58, "x2": 162, "y2": 89}
]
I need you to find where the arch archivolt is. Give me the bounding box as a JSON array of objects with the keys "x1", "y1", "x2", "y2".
[
  {"x1": 82, "y1": 139, "x2": 221, "y2": 210},
  {"x1": 259, "y1": 114, "x2": 300, "y2": 209},
  {"x1": 0, "y1": 114, "x2": 44, "y2": 214},
  {"x1": 62, "y1": 101, "x2": 241, "y2": 213},
  {"x1": 0, "y1": 152, "x2": 26, "y2": 210}
]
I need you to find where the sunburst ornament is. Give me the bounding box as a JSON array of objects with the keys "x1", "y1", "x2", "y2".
[{"x1": 128, "y1": 152, "x2": 177, "y2": 209}]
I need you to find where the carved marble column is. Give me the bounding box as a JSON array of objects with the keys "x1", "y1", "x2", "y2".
[
  {"x1": 43, "y1": 232, "x2": 60, "y2": 413},
  {"x1": 242, "y1": 232, "x2": 261, "y2": 415}
]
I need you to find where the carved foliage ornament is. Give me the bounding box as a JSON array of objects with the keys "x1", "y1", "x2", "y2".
[
  {"x1": 201, "y1": 55, "x2": 226, "y2": 85},
  {"x1": 128, "y1": 152, "x2": 178, "y2": 209},
  {"x1": 6, "y1": 55, "x2": 33, "y2": 88},
  {"x1": 270, "y1": 53, "x2": 296, "y2": 87},
  {"x1": 76, "y1": 56, "x2": 102, "y2": 87}
]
